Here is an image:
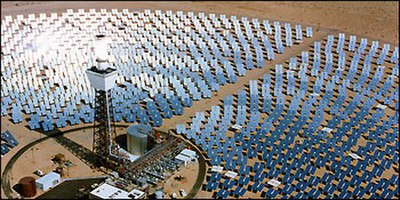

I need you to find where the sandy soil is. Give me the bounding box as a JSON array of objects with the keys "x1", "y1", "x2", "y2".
[
  {"x1": 7, "y1": 137, "x2": 103, "y2": 199},
  {"x1": 163, "y1": 160, "x2": 199, "y2": 199},
  {"x1": 1, "y1": 117, "x2": 43, "y2": 173},
  {"x1": 1, "y1": 1, "x2": 398, "y2": 45}
]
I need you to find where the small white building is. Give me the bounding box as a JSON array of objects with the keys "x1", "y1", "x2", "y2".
[
  {"x1": 175, "y1": 154, "x2": 191, "y2": 166},
  {"x1": 89, "y1": 183, "x2": 145, "y2": 199},
  {"x1": 174, "y1": 149, "x2": 198, "y2": 167},
  {"x1": 180, "y1": 149, "x2": 197, "y2": 160},
  {"x1": 35, "y1": 172, "x2": 61, "y2": 191}
]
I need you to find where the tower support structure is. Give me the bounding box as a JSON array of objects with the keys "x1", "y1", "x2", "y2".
[
  {"x1": 92, "y1": 88, "x2": 117, "y2": 166},
  {"x1": 86, "y1": 66, "x2": 119, "y2": 167}
]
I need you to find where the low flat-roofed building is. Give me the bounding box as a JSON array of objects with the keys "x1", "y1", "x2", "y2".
[
  {"x1": 89, "y1": 183, "x2": 145, "y2": 199},
  {"x1": 180, "y1": 149, "x2": 197, "y2": 160},
  {"x1": 90, "y1": 183, "x2": 129, "y2": 199},
  {"x1": 35, "y1": 172, "x2": 61, "y2": 191},
  {"x1": 175, "y1": 154, "x2": 191, "y2": 166}
]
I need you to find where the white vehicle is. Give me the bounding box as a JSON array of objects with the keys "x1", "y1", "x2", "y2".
[
  {"x1": 171, "y1": 193, "x2": 177, "y2": 199},
  {"x1": 34, "y1": 169, "x2": 44, "y2": 176},
  {"x1": 179, "y1": 189, "x2": 187, "y2": 197}
]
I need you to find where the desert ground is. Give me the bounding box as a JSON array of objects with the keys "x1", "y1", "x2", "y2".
[
  {"x1": 1, "y1": 1, "x2": 398, "y2": 199},
  {"x1": 1, "y1": 1, "x2": 398, "y2": 45}
]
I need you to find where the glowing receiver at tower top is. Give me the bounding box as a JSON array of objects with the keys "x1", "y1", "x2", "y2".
[{"x1": 92, "y1": 34, "x2": 111, "y2": 71}]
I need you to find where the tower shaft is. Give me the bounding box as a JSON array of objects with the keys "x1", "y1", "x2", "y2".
[{"x1": 92, "y1": 89, "x2": 117, "y2": 166}]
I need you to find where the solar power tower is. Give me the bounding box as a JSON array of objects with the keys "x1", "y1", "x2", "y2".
[{"x1": 86, "y1": 34, "x2": 119, "y2": 167}]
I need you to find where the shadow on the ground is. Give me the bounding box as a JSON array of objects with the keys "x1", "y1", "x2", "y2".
[
  {"x1": 12, "y1": 184, "x2": 22, "y2": 195},
  {"x1": 115, "y1": 134, "x2": 127, "y2": 150}
]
